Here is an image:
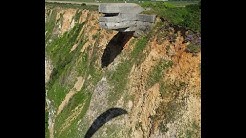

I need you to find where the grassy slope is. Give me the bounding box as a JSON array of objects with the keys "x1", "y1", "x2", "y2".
[
  {"x1": 141, "y1": 1, "x2": 201, "y2": 33},
  {"x1": 45, "y1": 2, "x2": 200, "y2": 137}
]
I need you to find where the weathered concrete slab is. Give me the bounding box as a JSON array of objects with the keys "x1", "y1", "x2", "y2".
[
  {"x1": 137, "y1": 14, "x2": 156, "y2": 23},
  {"x1": 99, "y1": 13, "x2": 156, "y2": 23},
  {"x1": 99, "y1": 21, "x2": 137, "y2": 30},
  {"x1": 98, "y1": 3, "x2": 156, "y2": 37},
  {"x1": 99, "y1": 13, "x2": 137, "y2": 22},
  {"x1": 120, "y1": 23, "x2": 152, "y2": 31},
  {"x1": 99, "y1": 3, "x2": 144, "y2": 14}
]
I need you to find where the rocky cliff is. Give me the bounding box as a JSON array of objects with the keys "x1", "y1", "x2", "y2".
[{"x1": 45, "y1": 3, "x2": 201, "y2": 138}]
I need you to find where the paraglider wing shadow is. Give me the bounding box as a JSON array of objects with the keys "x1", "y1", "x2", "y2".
[{"x1": 84, "y1": 108, "x2": 127, "y2": 138}]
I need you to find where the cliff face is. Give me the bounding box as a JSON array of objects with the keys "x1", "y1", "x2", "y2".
[{"x1": 45, "y1": 4, "x2": 201, "y2": 138}]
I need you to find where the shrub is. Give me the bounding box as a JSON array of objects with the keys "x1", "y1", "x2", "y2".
[{"x1": 186, "y1": 43, "x2": 200, "y2": 53}]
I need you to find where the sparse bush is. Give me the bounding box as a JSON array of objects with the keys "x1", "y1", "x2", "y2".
[
  {"x1": 147, "y1": 60, "x2": 173, "y2": 88},
  {"x1": 131, "y1": 36, "x2": 148, "y2": 59},
  {"x1": 92, "y1": 33, "x2": 99, "y2": 40},
  {"x1": 186, "y1": 43, "x2": 200, "y2": 54},
  {"x1": 81, "y1": 3, "x2": 86, "y2": 6},
  {"x1": 159, "y1": 121, "x2": 169, "y2": 133}
]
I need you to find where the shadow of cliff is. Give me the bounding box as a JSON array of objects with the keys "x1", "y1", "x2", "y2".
[
  {"x1": 101, "y1": 32, "x2": 133, "y2": 68},
  {"x1": 84, "y1": 108, "x2": 128, "y2": 138}
]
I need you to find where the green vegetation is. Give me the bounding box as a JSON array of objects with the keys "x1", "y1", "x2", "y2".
[
  {"x1": 186, "y1": 43, "x2": 200, "y2": 53},
  {"x1": 147, "y1": 59, "x2": 173, "y2": 89},
  {"x1": 131, "y1": 36, "x2": 150, "y2": 66},
  {"x1": 45, "y1": 9, "x2": 57, "y2": 42},
  {"x1": 166, "y1": 1, "x2": 199, "y2": 7},
  {"x1": 179, "y1": 121, "x2": 200, "y2": 138},
  {"x1": 108, "y1": 59, "x2": 132, "y2": 103},
  {"x1": 156, "y1": 99, "x2": 185, "y2": 134},
  {"x1": 46, "y1": 0, "x2": 199, "y2": 5},
  {"x1": 45, "y1": 6, "x2": 106, "y2": 137},
  {"x1": 45, "y1": 2, "x2": 98, "y2": 11},
  {"x1": 131, "y1": 36, "x2": 148, "y2": 60},
  {"x1": 108, "y1": 36, "x2": 149, "y2": 104},
  {"x1": 141, "y1": 1, "x2": 201, "y2": 32},
  {"x1": 92, "y1": 33, "x2": 100, "y2": 40},
  {"x1": 54, "y1": 89, "x2": 91, "y2": 138},
  {"x1": 47, "y1": 82, "x2": 70, "y2": 109},
  {"x1": 47, "y1": 0, "x2": 134, "y2": 3},
  {"x1": 74, "y1": 10, "x2": 82, "y2": 22},
  {"x1": 160, "y1": 80, "x2": 187, "y2": 98},
  {"x1": 45, "y1": 2, "x2": 200, "y2": 137},
  {"x1": 159, "y1": 121, "x2": 169, "y2": 133},
  {"x1": 149, "y1": 80, "x2": 188, "y2": 135},
  {"x1": 87, "y1": 48, "x2": 103, "y2": 85},
  {"x1": 46, "y1": 24, "x2": 85, "y2": 106}
]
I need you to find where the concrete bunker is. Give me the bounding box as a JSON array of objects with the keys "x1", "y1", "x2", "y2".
[{"x1": 98, "y1": 3, "x2": 156, "y2": 37}]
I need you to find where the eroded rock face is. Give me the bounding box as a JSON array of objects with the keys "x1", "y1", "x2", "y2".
[
  {"x1": 45, "y1": 57, "x2": 53, "y2": 84},
  {"x1": 98, "y1": 3, "x2": 156, "y2": 37}
]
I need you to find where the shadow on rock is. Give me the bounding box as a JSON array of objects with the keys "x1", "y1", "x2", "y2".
[{"x1": 101, "y1": 32, "x2": 133, "y2": 68}]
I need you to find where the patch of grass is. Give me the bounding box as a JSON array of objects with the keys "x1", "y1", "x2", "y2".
[
  {"x1": 164, "y1": 100, "x2": 185, "y2": 124},
  {"x1": 141, "y1": 1, "x2": 201, "y2": 32},
  {"x1": 108, "y1": 60, "x2": 132, "y2": 103},
  {"x1": 92, "y1": 33, "x2": 100, "y2": 40},
  {"x1": 47, "y1": 81, "x2": 70, "y2": 109},
  {"x1": 54, "y1": 89, "x2": 92, "y2": 138},
  {"x1": 46, "y1": 23, "x2": 87, "y2": 110},
  {"x1": 131, "y1": 36, "x2": 148, "y2": 60},
  {"x1": 45, "y1": 2, "x2": 98, "y2": 11},
  {"x1": 186, "y1": 43, "x2": 200, "y2": 54},
  {"x1": 166, "y1": 1, "x2": 199, "y2": 7},
  {"x1": 108, "y1": 36, "x2": 150, "y2": 104},
  {"x1": 151, "y1": 98, "x2": 185, "y2": 135},
  {"x1": 160, "y1": 80, "x2": 187, "y2": 98},
  {"x1": 147, "y1": 59, "x2": 173, "y2": 89},
  {"x1": 46, "y1": 23, "x2": 84, "y2": 90},
  {"x1": 176, "y1": 121, "x2": 200, "y2": 138},
  {"x1": 181, "y1": 4, "x2": 201, "y2": 32},
  {"x1": 45, "y1": 9, "x2": 57, "y2": 42},
  {"x1": 77, "y1": 52, "x2": 89, "y2": 74},
  {"x1": 159, "y1": 121, "x2": 169, "y2": 133},
  {"x1": 87, "y1": 61, "x2": 103, "y2": 85},
  {"x1": 150, "y1": 80, "x2": 188, "y2": 134},
  {"x1": 181, "y1": 121, "x2": 200, "y2": 138},
  {"x1": 74, "y1": 10, "x2": 82, "y2": 22},
  {"x1": 45, "y1": 5, "x2": 106, "y2": 138},
  {"x1": 86, "y1": 34, "x2": 103, "y2": 85}
]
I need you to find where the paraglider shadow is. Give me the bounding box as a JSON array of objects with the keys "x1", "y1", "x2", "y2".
[{"x1": 84, "y1": 108, "x2": 128, "y2": 138}]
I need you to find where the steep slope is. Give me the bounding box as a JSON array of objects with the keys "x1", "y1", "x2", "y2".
[{"x1": 45, "y1": 3, "x2": 201, "y2": 138}]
